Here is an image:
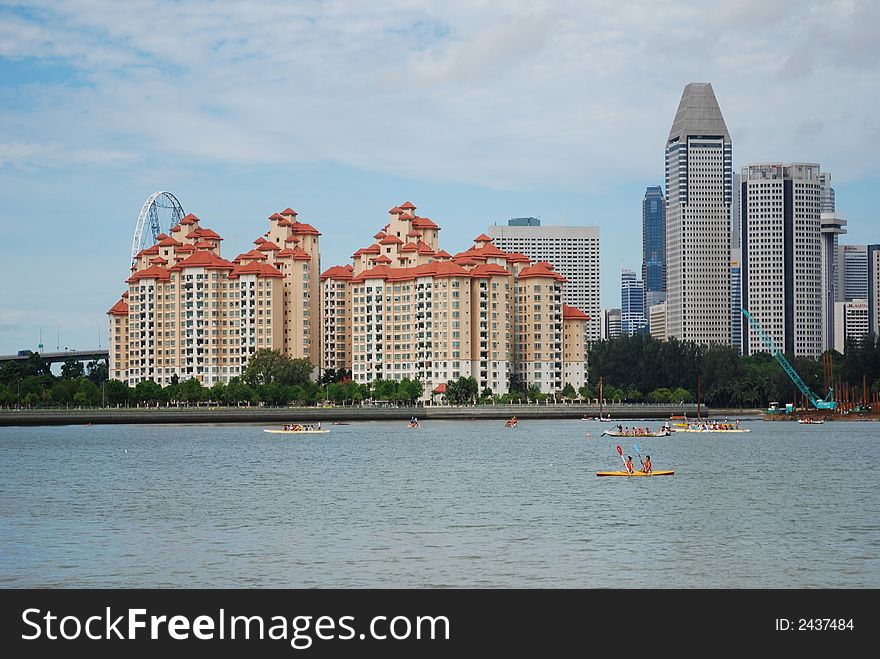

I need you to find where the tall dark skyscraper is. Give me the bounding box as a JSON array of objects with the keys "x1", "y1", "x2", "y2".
[{"x1": 642, "y1": 185, "x2": 666, "y2": 310}]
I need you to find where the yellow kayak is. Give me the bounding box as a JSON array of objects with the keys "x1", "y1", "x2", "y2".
[{"x1": 596, "y1": 470, "x2": 675, "y2": 477}]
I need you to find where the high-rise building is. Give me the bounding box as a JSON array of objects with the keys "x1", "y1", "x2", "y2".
[
  {"x1": 665, "y1": 82, "x2": 732, "y2": 346},
  {"x1": 869, "y1": 244, "x2": 880, "y2": 336},
  {"x1": 508, "y1": 217, "x2": 541, "y2": 227},
  {"x1": 620, "y1": 268, "x2": 647, "y2": 336},
  {"x1": 488, "y1": 224, "x2": 600, "y2": 341},
  {"x1": 730, "y1": 171, "x2": 743, "y2": 352},
  {"x1": 840, "y1": 244, "x2": 868, "y2": 301},
  {"x1": 563, "y1": 305, "x2": 590, "y2": 392},
  {"x1": 820, "y1": 212, "x2": 847, "y2": 350},
  {"x1": 834, "y1": 299, "x2": 868, "y2": 353},
  {"x1": 108, "y1": 209, "x2": 322, "y2": 386},
  {"x1": 321, "y1": 264, "x2": 354, "y2": 372},
  {"x1": 642, "y1": 186, "x2": 666, "y2": 310},
  {"x1": 819, "y1": 172, "x2": 835, "y2": 214},
  {"x1": 600, "y1": 308, "x2": 622, "y2": 340},
  {"x1": 741, "y1": 163, "x2": 822, "y2": 358},
  {"x1": 649, "y1": 301, "x2": 667, "y2": 341}
]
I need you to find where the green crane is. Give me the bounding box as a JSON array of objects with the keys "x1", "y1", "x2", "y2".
[{"x1": 741, "y1": 308, "x2": 837, "y2": 411}]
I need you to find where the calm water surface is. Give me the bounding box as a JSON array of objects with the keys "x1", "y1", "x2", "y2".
[{"x1": 1, "y1": 419, "x2": 878, "y2": 587}]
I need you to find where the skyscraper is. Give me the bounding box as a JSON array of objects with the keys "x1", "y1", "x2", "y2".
[
  {"x1": 488, "y1": 224, "x2": 600, "y2": 341},
  {"x1": 730, "y1": 171, "x2": 743, "y2": 353},
  {"x1": 869, "y1": 244, "x2": 880, "y2": 336},
  {"x1": 620, "y1": 269, "x2": 647, "y2": 335},
  {"x1": 741, "y1": 163, "x2": 822, "y2": 358},
  {"x1": 820, "y1": 212, "x2": 847, "y2": 350},
  {"x1": 600, "y1": 309, "x2": 622, "y2": 340},
  {"x1": 840, "y1": 244, "x2": 868, "y2": 301},
  {"x1": 819, "y1": 172, "x2": 836, "y2": 214},
  {"x1": 641, "y1": 186, "x2": 666, "y2": 311},
  {"x1": 665, "y1": 83, "x2": 732, "y2": 346}
]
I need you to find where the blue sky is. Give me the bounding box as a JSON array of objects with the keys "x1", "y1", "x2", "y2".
[{"x1": 1, "y1": 0, "x2": 878, "y2": 353}]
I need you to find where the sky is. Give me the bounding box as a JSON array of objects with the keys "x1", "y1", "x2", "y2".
[{"x1": 1, "y1": 0, "x2": 878, "y2": 354}]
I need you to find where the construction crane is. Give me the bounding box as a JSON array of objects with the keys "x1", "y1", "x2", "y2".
[{"x1": 741, "y1": 308, "x2": 837, "y2": 411}]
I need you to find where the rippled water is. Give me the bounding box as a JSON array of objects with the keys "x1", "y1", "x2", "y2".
[{"x1": 1, "y1": 419, "x2": 878, "y2": 588}]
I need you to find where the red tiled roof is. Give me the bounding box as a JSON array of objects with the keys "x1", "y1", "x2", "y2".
[
  {"x1": 237, "y1": 249, "x2": 268, "y2": 261},
  {"x1": 362, "y1": 243, "x2": 381, "y2": 254},
  {"x1": 433, "y1": 383, "x2": 447, "y2": 394},
  {"x1": 351, "y1": 261, "x2": 470, "y2": 283},
  {"x1": 288, "y1": 221, "x2": 320, "y2": 235},
  {"x1": 150, "y1": 256, "x2": 168, "y2": 265},
  {"x1": 411, "y1": 216, "x2": 439, "y2": 229},
  {"x1": 107, "y1": 298, "x2": 129, "y2": 316},
  {"x1": 171, "y1": 251, "x2": 235, "y2": 271},
  {"x1": 399, "y1": 212, "x2": 414, "y2": 220},
  {"x1": 504, "y1": 252, "x2": 531, "y2": 263},
  {"x1": 258, "y1": 241, "x2": 281, "y2": 252},
  {"x1": 321, "y1": 265, "x2": 354, "y2": 280},
  {"x1": 175, "y1": 244, "x2": 195, "y2": 253},
  {"x1": 285, "y1": 236, "x2": 300, "y2": 243},
  {"x1": 280, "y1": 208, "x2": 298, "y2": 216},
  {"x1": 416, "y1": 240, "x2": 435, "y2": 255},
  {"x1": 380, "y1": 234, "x2": 403, "y2": 245},
  {"x1": 198, "y1": 227, "x2": 222, "y2": 239},
  {"x1": 228, "y1": 262, "x2": 284, "y2": 279},
  {"x1": 127, "y1": 264, "x2": 171, "y2": 283},
  {"x1": 289, "y1": 247, "x2": 312, "y2": 261},
  {"x1": 276, "y1": 248, "x2": 296, "y2": 258},
  {"x1": 452, "y1": 256, "x2": 477, "y2": 266},
  {"x1": 374, "y1": 231, "x2": 386, "y2": 239},
  {"x1": 156, "y1": 233, "x2": 169, "y2": 241},
  {"x1": 170, "y1": 225, "x2": 182, "y2": 233},
  {"x1": 400, "y1": 201, "x2": 416, "y2": 210},
  {"x1": 469, "y1": 263, "x2": 510, "y2": 278},
  {"x1": 476, "y1": 242, "x2": 507, "y2": 257},
  {"x1": 434, "y1": 249, "x2": 452, "y2": 259},
  {"x1": 372, "y1": 255, "x2": 392, "y2": 264},
  {"x1": 254, "y1": 237, "x2": 266, "y2": 244},
  {"x1": 195, "y1": 240, "x2": 216, "y2": 249},
  {"x1": 143, "y1": 245, "x2": 160, "y2": 255},
  {"x1": 474, "y1": 233, "x2": 492, "y2": 242},
  {"x1": 389, "y1": 206, "x2": 402, "y2": 214},
  {"x1": 269, "y1": 213, "x2": 283, "y2": 220},
  {"x1": 122, "y1": 291, "x2": 129, "y2": 298},
  {"x1": 179, "y1": 213, "x2": 199, "y2": 225},
  {"x1": 158, "y1": 236, "x2": 181, "y2": 247},
  {"x1": 518, "y1": 262, "x2": 566, "y2": 281},
  {"x1": 400, "y1": 242, "x2": 418, "y2": 252},
  {"x1": 563, "y1": 304, "x2": 590, "y2": 321}
]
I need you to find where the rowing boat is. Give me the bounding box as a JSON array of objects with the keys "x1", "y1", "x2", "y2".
[
  {"x1": 674, "y1": 428, "x2": 749, "y2": 433},
  {"x1": 596, "y1": 470, "x2": 674, "y2": 477},
  {"x1": 602, "y1": 430, "x2": 670, "y2": 437},
  {"x1": 797, "y1": 419, "x2": 824, "y2": 425},
  {"x1": 263, "y1": 429, "x2": 330, "y2": 434}
]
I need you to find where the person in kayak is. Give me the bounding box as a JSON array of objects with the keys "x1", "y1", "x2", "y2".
[
  {"x1": 641, "y1": 454, "x2": 652, "y2": 474},
  {"x1": 625, "y1": 455, "x2": 634, "y2": 474}
]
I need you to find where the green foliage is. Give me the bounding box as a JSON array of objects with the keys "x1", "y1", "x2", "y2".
[
  {"x1": 177, "y1": 378, "x2": 204, "y2": 404},
  {"x1": 60, "y1": 358, "x2": 85, "y2": 380},
  {"x1": 242, "y1": 349, "x2": 313, "y2": 386},
  {"x1": 104, "y1": 379, "x2": 130, "y2": 406},
  {"x1": 445, "y1": 376, "x2": 478, "y2": 404},
  {"x1": 134, "y1": 379, "x2": 164, "y2": 404},
  {"x1": 561, "y1": 383, "x2": 576, "y2": 399}
]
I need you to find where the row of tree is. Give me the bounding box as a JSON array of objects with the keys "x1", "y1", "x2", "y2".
[{"x1": 3, "y1": 337, "x2": 880, "y2": 408}]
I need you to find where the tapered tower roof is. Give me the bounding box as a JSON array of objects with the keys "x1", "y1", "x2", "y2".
[{"x1": 668, "y1": 83, "x2": 730, "y2": 143}]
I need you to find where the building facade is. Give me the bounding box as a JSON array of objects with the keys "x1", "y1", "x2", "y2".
[
  {"x1": 600, "y1": 308, "x2": 622, "y2": 341},
  {"x1": 649, "y1": 301, "x2": 667, "y2": 341},
  {"x1": 840, "y1": 244, "x2": 868, "y2": 302},
  {"x1": 740, "y1": 163, "x2": 822, "y2": 358},
  {"x1": 487, "y1": 224, "x2": 600, "y2": 341},
  {"x1": 563, "y1": 305, "x2": 590, "y2": 391},
  {"x1": 834, "y1": 300, "x2": 869, "y2": 353},
  {"x1": 108, "y1": 209, "x2": 322, "y2": 387},
  {"x1": 642, "y1": 186, "x2": 666, "y2": 310},
  {"x1": 321, "y1": 265, "x2": 353, "y2": 372},
  {"x1": 620, "y1": 268, "x2": 647, "y2": 336},
  {"x1": 820, "y1": 212, "x2": 847, "y2": 350},
  {"x1": 665, "y1": 82, "x2": 732, "y2": 346},
  {"x1": 819, "y1": 172, "x2": 835, "y2": 214},
  {"x1": 869, "y1": 244, "x2": 880, "y2": 336}
]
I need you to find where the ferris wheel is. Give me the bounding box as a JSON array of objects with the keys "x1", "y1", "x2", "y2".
[{"x1": 131, "y1": 191, "x2": 185, "y2": 264}]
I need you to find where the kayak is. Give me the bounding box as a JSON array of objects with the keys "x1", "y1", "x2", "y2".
[
  {"x1": 675, "y1": 428, "x2": 749, "y2": 433},
  {"x1": 596, "y1": 470, "x2": 675, "y2": 477},
  {"x1": 263, "y1": 429, "x2": 330, "y2": 434}
]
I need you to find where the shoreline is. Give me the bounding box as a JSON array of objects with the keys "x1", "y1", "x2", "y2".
[{"x1": 0, "y1": 404, "x2": 763, "y2": 427}]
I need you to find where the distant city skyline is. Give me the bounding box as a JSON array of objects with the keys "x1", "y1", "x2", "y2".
[{"x1": 1, "y1": 1, "x2": 879, "y2": 354}]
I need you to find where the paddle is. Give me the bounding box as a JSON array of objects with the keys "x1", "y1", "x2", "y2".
[
  {"x1": 634, "y1": 442, "x2": 645, "y2": 473},
  {"x1": 615, "y1": 445, "x2": 630, "y2": 473}
]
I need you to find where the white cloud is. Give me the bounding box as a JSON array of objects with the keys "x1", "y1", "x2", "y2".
[{"x1": 0, "y1": 0, "x2": 877, "y2": 186}]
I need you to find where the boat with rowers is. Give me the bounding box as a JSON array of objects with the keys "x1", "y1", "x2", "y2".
[
  {"x1": 602, "y1": 428, "x2": 671, "y2": 438},
  {"x1": 596, "y1": 470, "x2": 674, "y2": 477},
  {"x1": 675, "y1": 421, "x2": 749, "y2": 433},
  {"x1": 264, "y1": 423, "x2": 329, "y2": 435},
  {"x1": 797, "y1": 418, "x2": 825, "y2": 425},
  {"x1": 505, "y1": 416, "x2": 518, "y2": 428}
]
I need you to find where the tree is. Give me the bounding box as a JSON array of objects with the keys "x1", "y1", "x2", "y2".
[
  {"x1": 209, "y1": 381, "x2": 228, "y2": 405},
  {"x1": 445, "y1": 376, "x2": 478, "y2": 404},
  {"x1": 397, "y1": 378, "x2": 424, "y2": 404},
  {"x1": 480, "y1": 386, "x2": 494, "y2": 402},
  {"x1": 625, "y1": 388, "x2": 643, "y2": 402},
  {"x1": 561, "y1": 383, "x2": 576, "y2": 400},
  {"x1": 86, "y1": 359, "x2": 109, "y2": 384},
  {"x1": 578, "y1": 384, "x2": 595, "y2": 401},
  {"x1": 104, "y1": 379, "x2": 130, "y2": 406},
  {"x1": 671, "y1": 387, "x2": 693, "y2": 404},
  {"x1": 227, "y1": 378, "x2": 258, "y2": 405},
  {"x1": 242, "y1": 349, "x2": 313, "y2": 386},
  {"x1": 134, "y1": 379, "x2": 164, "y2": 404},
  {"x1": 177, "y1": 378, "x2": 204, "y2": 404},
  {"x1": 61, "y1": 358, "x2": 85, "y2": 380},
  {"x1": 649, "y1": 388, "x2": 673, "y2": 403}
]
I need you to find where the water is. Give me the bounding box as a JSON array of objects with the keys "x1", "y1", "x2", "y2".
[{"x1": 1, "y1": 419, "x2": 878, "y2": 588}]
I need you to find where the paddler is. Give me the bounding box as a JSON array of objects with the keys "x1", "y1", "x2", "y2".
[
  {"x1": 625, "y1": 455, "x2": 634, "y2": 474},
  {"x1": 641, "y1": 454, "x2": 652, "y2": 474}
]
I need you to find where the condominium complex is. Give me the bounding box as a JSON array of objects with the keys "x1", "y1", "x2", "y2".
[
  {"x1": 487, "y1": 224, "x2": 600, "y2": 342},
  {"x1": 108, "y1": 209, "x2": 321, "y2": 386},
  {"x1": 642, "y1": 186, "x2": 666, "y2": 310},
  {"x1": 740, "y1": 163, "x2": 822, "y2": 358},
  {"x1": 665, "y1": 82, "x2": 732, "y2": 346},
  {"x1": 108, "y1": 208, "x2": 321, "y2": 386},
  {"x1": 114, "y1": 202, "x2": 594, "y2": 397}
]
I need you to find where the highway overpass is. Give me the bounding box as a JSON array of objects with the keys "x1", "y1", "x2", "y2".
[{"x1": 0, "y1": 349, "x2": 109, "y2": 365}]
